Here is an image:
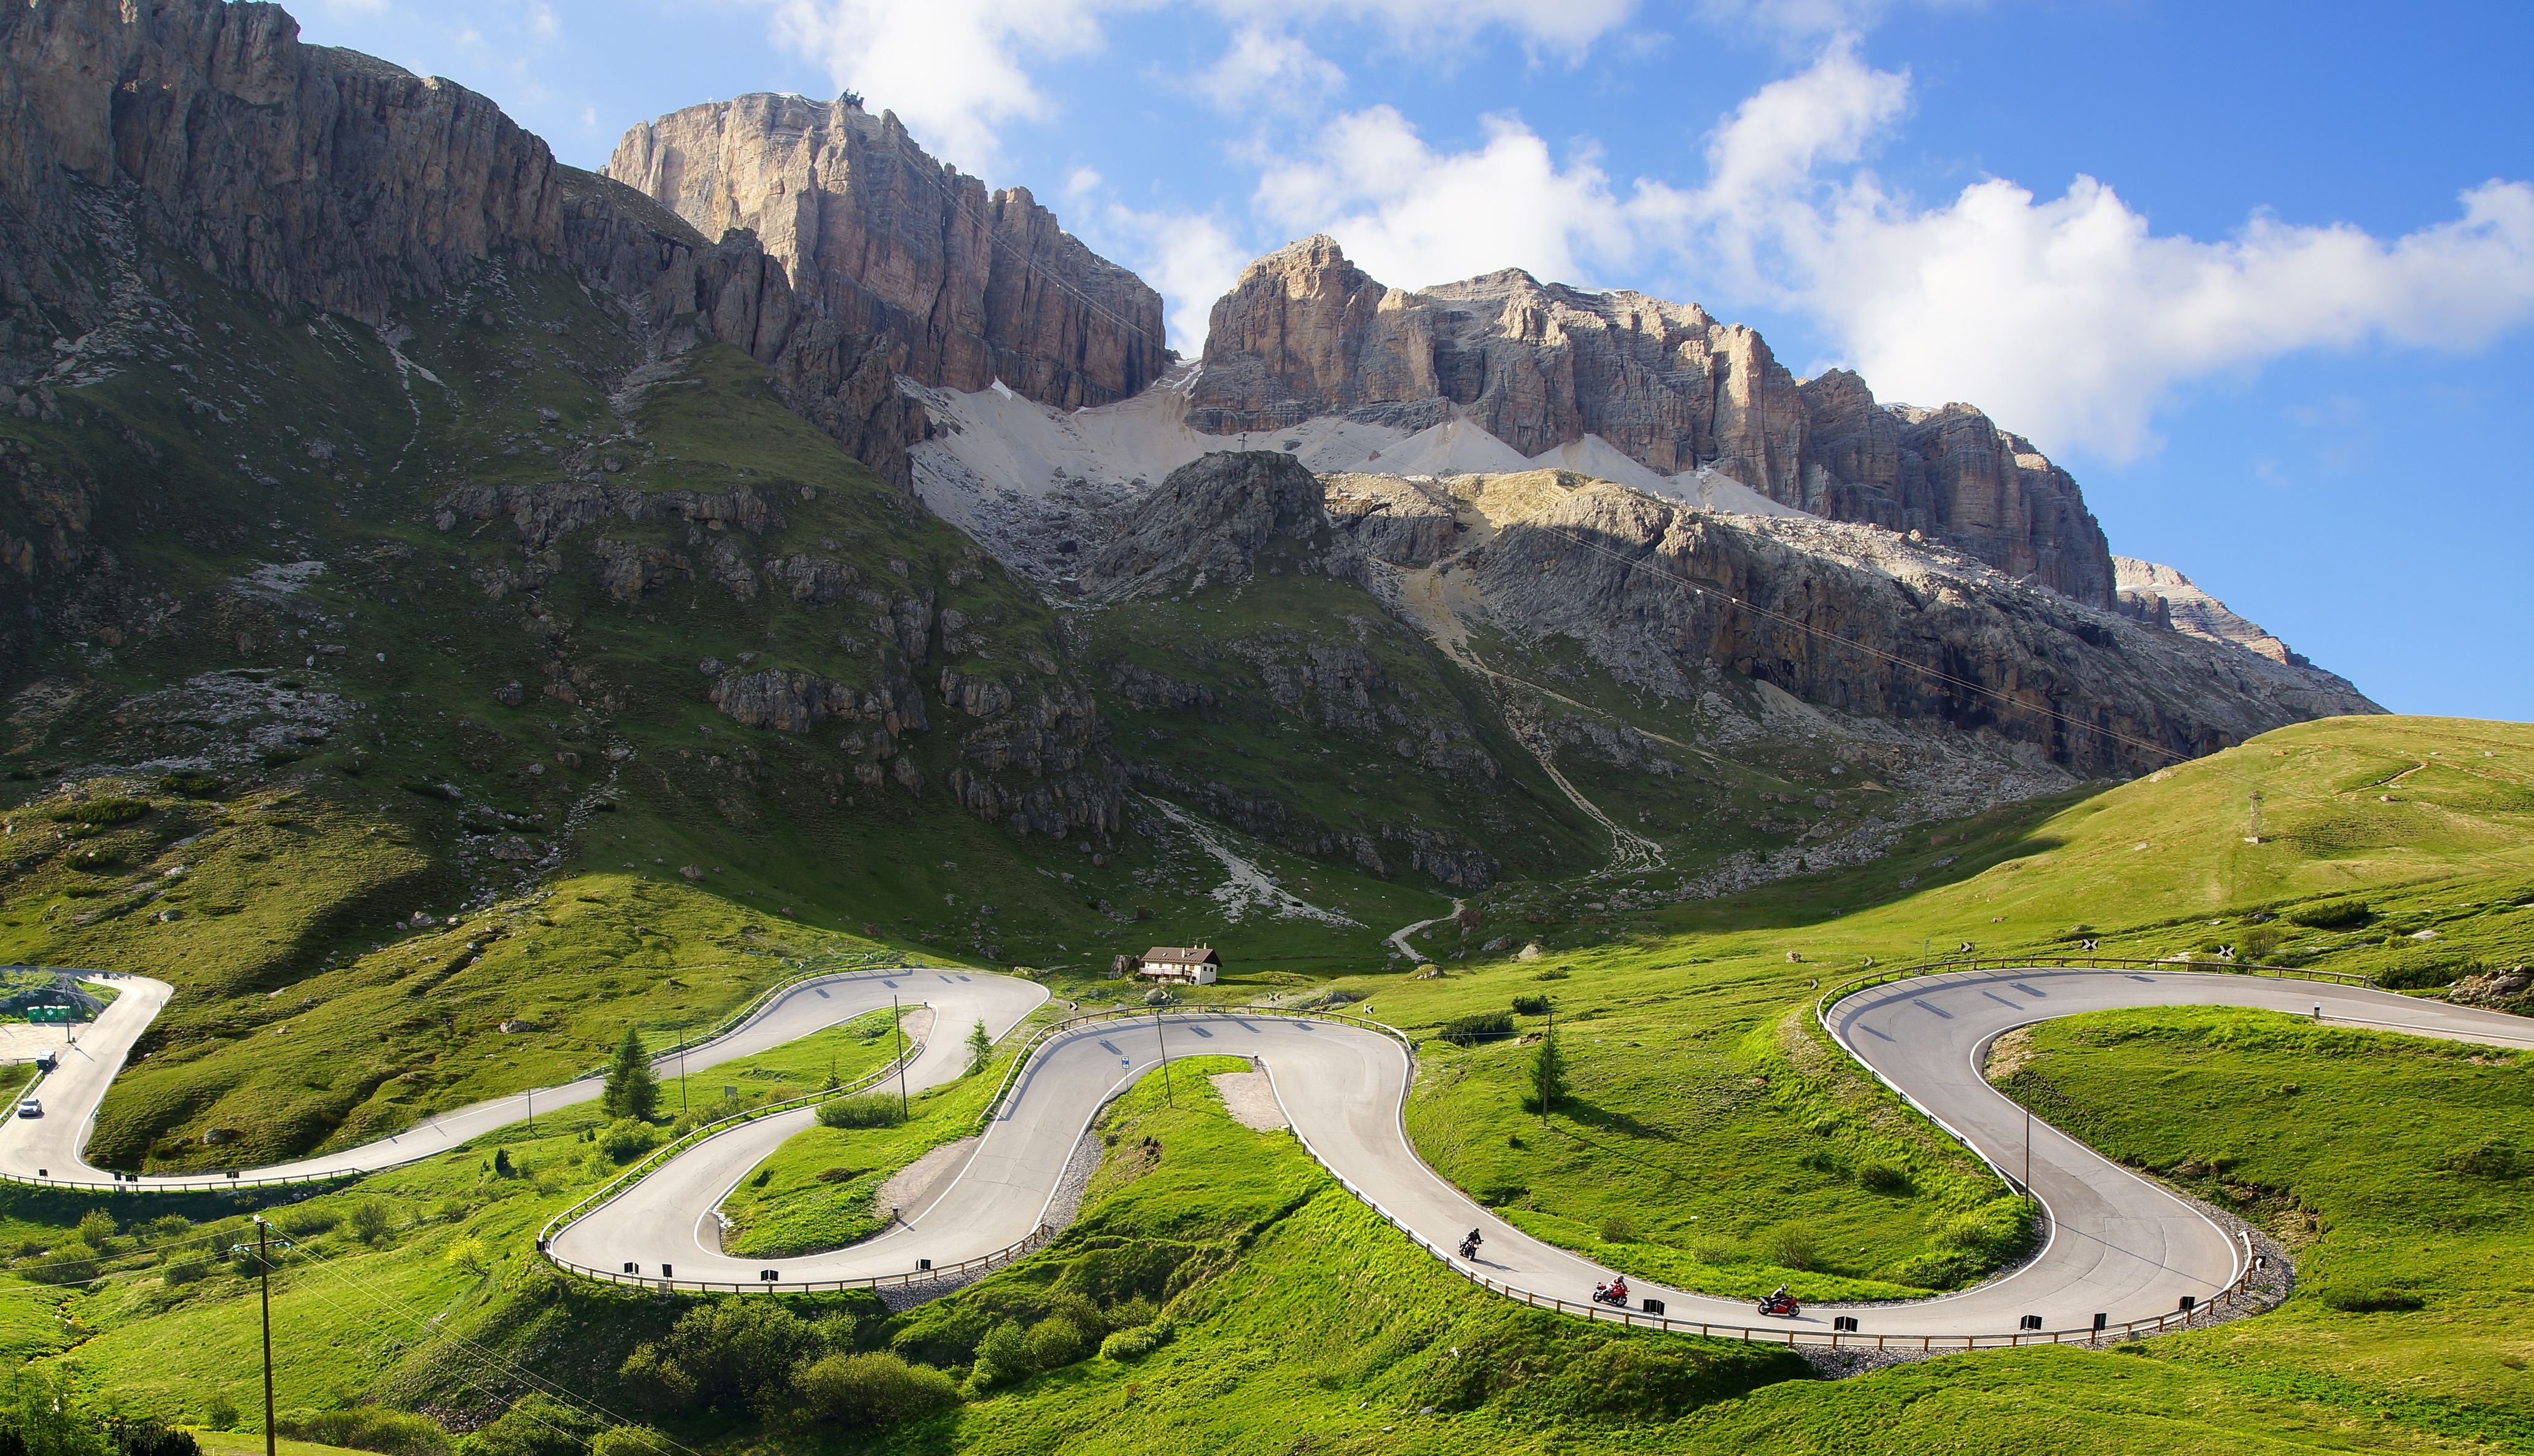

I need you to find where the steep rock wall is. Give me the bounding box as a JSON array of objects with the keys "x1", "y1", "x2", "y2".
[
  {"x1": 1190, "y1": 236, "x2": 2115, "y2": 608},
  {"x1": 605, "y1": 95, "x2": 1168, "y2": 414}
]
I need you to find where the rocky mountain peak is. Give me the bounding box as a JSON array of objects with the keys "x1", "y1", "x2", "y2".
[
  {"x1": 1189, "y1": 236, "x2": 2115, "y2": 608},
  {"x1": 605, "y1": 95, "x2": 1168, "y2": 417}
]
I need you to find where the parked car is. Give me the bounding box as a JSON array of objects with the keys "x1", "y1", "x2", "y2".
[{"x1": 15, "y1": 1098, "x2": 40, "y2": 1118}]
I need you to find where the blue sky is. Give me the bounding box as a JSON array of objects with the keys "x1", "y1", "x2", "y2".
[{"x1": 295, "y1": 0, "x2": 2534, "y2": 721}]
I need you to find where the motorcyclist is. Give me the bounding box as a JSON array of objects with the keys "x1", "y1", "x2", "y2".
[{"x1": 1609, "y1": 1277, "x2": 1630, "y2": 1304}]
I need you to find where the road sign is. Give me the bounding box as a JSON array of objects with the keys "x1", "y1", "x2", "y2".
[{"x1": 25, "y1": 1005, "x2": 72, "y2": 1024}]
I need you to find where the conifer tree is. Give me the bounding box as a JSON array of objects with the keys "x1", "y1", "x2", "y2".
[
  {"x1": 603, "y1": 1024, "x2": 659, "y2": 1121},
  {"x1": 966, "y1": 1018, "x2": 994, "y2": 1076},
  {"x1": 1529, "y1": 1026, "x2": 1568, "y2": 1116}
]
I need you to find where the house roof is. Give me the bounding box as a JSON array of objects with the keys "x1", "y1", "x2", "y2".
[{"x1": 1140, "y1": 946, "x2": 1221, "y2": 964}]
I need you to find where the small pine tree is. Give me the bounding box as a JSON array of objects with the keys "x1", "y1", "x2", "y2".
[
  {"x1": 492, "y1": 1147, "x2": 513, "y2": 1179},
  {"x1": 602, "y1": 1025, "x2": 659, "y2": 1122},
  {"x1": 1528, "y1": 1027, "x2": 1568, "y2": 1115},
  {"x1": 965, "y1": 1018, "x2": 993, "y2": 1076}
]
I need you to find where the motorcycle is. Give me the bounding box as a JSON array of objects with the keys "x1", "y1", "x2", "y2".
[
  {"x1": 1592, "y1": 1280, "x2": 1633, "y2": 1307},
  {"x1": 1755, "y1": 1292, "x2": 1801, "y2": 1319},
  {"x1": 1458, "y1": 1237, "x2": 1480, "y2": 1260}
]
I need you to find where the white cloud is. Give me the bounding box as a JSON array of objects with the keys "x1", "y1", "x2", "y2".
[
  {"x1": 760, "y1": 0, "x2": 1643, "y2": 168},
  {"x1": 766, "y1": 0, "x2": 1120, "y2": 168},
  {"x1": 1194, "y1": 25, "x2": 1347, "y2": 113},
  {"x1": 1256, "y1": 107, "x2": 1635, "y2": 290},
  {"x1": 1066, "y1": 171, "x2": 1253, "y2": 352},
  {"x1": 1654, "y1": 45, "x2": 2534, "y2": 459}
]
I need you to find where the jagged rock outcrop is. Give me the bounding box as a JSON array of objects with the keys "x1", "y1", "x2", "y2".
[
  {"x1": 1079, "y1": 452, "x2": 1322, "y2": 598},
  {"x1": 1100, "y1": 462, "x2": 2377, "y2": 777},
  {"x1": 1189, "y1": 236, "x2": 2115, "y2": 607},
  {"x1": 2111, "y1": 556, "x2": 2369, "y2": 713},
  {"x1": 605, "y1": 95, "x2": 1168, "y2": 414},
  {"x1": 0, "y1": 0, "x2": 562, "y2": 374}
]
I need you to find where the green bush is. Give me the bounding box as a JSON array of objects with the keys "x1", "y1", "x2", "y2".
[
  {"x1": 28, "y1": 1242, "x2": 99, "y2": 1285},
  {"x1": 586, "y1": 1429, "x2": 672, "y2": 1456},
  {"x1": 1510, "y1": 994, "x2": 1551, "y2": 1016},
  {"x1": 2377, "y1": 958, "x2": 2470, "y2": 991},
  {"x1": 1436, "y1": 1011, "x2": 1515, "y2": 1047},
  {"x1": 790, "y1": 1352, "x2": 958, "y2": 1427},
  {"x1": 111, "y1": 1417, "x2": 198, "y2": 1456},
  {"x1": 75, "y1": 1210, "x2": 116, "y2": 1246},
  {"x1": 1599, "y1": 1214, "x2": 1638, "y2": 1244},
  {"x1": 347, "y1": 1198, "x2": 395, "y2": 1244},
  {"x1": 1855, "y1": 1160, "x2": 1915, "y2": 1196},
  {"x1": 161, "y1": 1255, "x2": 211, "y2": 1287},
  {"x1": 968, "y1": 1322, "x2": 1032, "y2": 1390},
  {"x1": 594, "y1": 1119, "x2": 661, "y2": 1164},
  {"x1": 157, "y1": 772, "x2": 224, "y2": 798},
  {"x1": 1099, "y1": 1323, "x2": 1172, "y2": 1362},
  {"x1": 621, "y1": 1302, "x2": 820, "y2": 1414},
  {"x1": 459, "y1": 1396, "x2": 600, "y2": 1456},
  {"x1": 2314, "y1": 1284, "x2": 2424, "y2": 1313},
  {"x1": 279, "y1": 1407, "x2": 451, "y2": 1456},
  {"x1": 1759, "y1": 1225, "x2": 1817, "y2": 1272},
  {"x1": 1021, "y1": 1315, "x2": 1091, "y2": 1371},
  {"x1": 817, "y1": 1094, "x2": 906, "y2": 1129},
  {"x1": 2287, "y1": 899, "x2": 2372, "y2": 929}
]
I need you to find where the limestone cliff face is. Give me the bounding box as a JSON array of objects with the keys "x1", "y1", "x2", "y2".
[
  {"x1": 605, "y1": 95, "x2": 1168, "y2": 414},
  {"x1": 1090, "y1": 461, "x2": 2377, "y2": 777},
  {"x1": 1191, "y1": 237, "x2": 2114, "y2": 608},
  {"x1": 0, "y1": 0, "x2": 564, "y2": 376}
]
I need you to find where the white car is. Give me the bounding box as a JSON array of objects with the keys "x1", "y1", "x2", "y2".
[{"x1": 15, "y1": 1098, "x2": 39, "y2": 1119}]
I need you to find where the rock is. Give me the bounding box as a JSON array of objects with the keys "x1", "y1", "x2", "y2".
[
  {"x1": 1187, "y1": 236, "x2": 2115, "y2": 605},
  {"x1": 1517, "y1": 943, "x2": 1544, "y2": 960},
  {"x1": 605, "y1": 94, "x2": 1166, "y2": 420},
  {"x1": 1482, "y1": 936, "x2": 1514, "y2": 952},
  {"x1": 678, "y1": 864, "x2": 705, "y2": 881},
  {"x1": 1079, "y1": 451, "x2": 1321, "y2": 598}
]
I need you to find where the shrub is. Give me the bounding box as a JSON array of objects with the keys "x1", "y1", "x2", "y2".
[
  {"x1": 2287, "y1": 900, "x2": 2372, "y2": 929},
  {"x1": 594, "y1": 1119, "x2": 661, "y2": 1164},
  {"x1": 1510, "y1": 994, "x2": 1551, "y2": 1016},
  {"x1": 459, "y1": 1396, "x2": 600, "y2": 1456},
  {"x1": 968, "y1": 1322, "x2": 1032, "y2": 1390},
  {"x1": 817, "y1": 1094, "x2": 906, "y2": 1129},
  {"x1": 1856, "y1": 1160, "x2": 1916, "y2": 1196},
  {"x1": 29, "y1": 1242, "x2": 99, "y2": 1285},
  {"x1": 1599, "y1": 1214, "x2": 1638, "y2": 1244},
  {"x1": 279, "y1": 1407, "x2": 451, "y2": 1456},
  {"x1": 271, "y1": 1205, "x2": 339, "y2": 1238},
  {"x1": 158, "y1": 772, "x2": 224, "y2": 798},
  {"x1": 2239, "y1": 924, "x2": 2282, "y2": 959},
  {"x1": 114, "y1": 1417, "x2": 199, "y2": 1456},
  {"x1": 586, "y1": 1429, "x2": 672, "y2": 1456},
  {"x1": 1021, "y1": 1316, "x2": 1091, "y2": 1371},
  {"x1": 621, "y1": 1301, "x2": 820, "y2": 1414},
  {"x1": 1436, "y1": 1011, "x2": 1514, "y2": 1047},
  {"x1": 161, "y1": 1255, "x2": 211, "y2": 1287},
  {"x1": 1099, "y1": 1323, "x2": 1172, "y2": 1362},
  {"x1": 2314, "y1": 1284, "x2": 2424, "y2": 1314},
  {"x1": 75, "y1": 1209, "x2": 116, "y2": 1246},
  {"x1": 1760, "y1": 1225, "x2": 1817, "y2": 1272},
  {"x1": 2377, "y1": 959, "x2": 2469, "y2": 991},
  {"x1": 1534, "y1": 967, "x2": 1571, "y2": 981},
  {"x1": 791, "y1": 1352, "x2": 959, "y2": 1427},
  {"x1": 347, "y1": 1198, "x2": 395, "y2": 1244}
]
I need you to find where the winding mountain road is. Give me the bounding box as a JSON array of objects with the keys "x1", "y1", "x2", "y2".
[{"x1": 6, "y1": 964, "x2": 2528, "y2": 1346}]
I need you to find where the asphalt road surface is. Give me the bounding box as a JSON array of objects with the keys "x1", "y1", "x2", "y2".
[{"x1": 11, "y1": 964, "x2": 2531, "y2": 1342}]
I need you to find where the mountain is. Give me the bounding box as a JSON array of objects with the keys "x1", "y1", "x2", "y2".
[
  {"x1": 1188, "y1": 236, "x2": 2116, "y2": 606},
  {"x1": 0, "y1": 0, "x2": 2379, "y2": 1043}
]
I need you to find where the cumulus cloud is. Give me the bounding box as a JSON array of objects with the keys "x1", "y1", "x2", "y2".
[
  {"x1": 766, "y1": 0, "x2": 1117, "y2": 167},
  {"x1": 1257, "y1": 107, "x2": 1636, "y2": 290},
  {"x1": 1066, "y1": 171, "x2": 1253, "y2": 352},
  {"x1": 1194, "y1": 25, "x2": 1348, "y2": 113},
  {"x1": 762, "y1": 0, "x2": 1642, "y2": 167},
  {"x1": 1651, "y1": 43, "x2": 2534, "y2": 457}
]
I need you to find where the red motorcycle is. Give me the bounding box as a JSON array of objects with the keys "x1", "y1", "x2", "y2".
[{"x1": 1756, "y1": 1288, "x2": 1800, "y2": 1319}]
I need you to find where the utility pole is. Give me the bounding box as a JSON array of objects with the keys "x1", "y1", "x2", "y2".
[
  {"x1": 524, "y1": 1087, "x2": 532, "y2": 1136},
  {"x1": 227, "y1": 1219, "x2": 293, "y2": 1456},
  {"x1": 1542, "y1": 1003, "x2": 1555, "y2": 1125},
  {"x1": 679, "y1": 1044, "x2": 688, "y2": 1114},
  {"x1": 1155, "y1": 1007, "x2": 1173, "y2": 1106},
  {"x1": 892, "y1": 995, "x2": 909, "y2": 1120},
  {"x1": 2023, "y1": 1107, "x2": 2032, "y2": 1207}
]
